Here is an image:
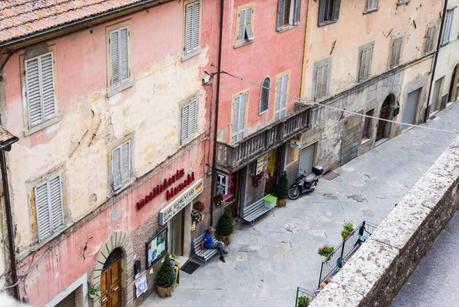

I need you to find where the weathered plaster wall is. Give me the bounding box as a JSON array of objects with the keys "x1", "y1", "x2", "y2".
[
  {"x1": 216, "y1": 0, "x2": 308, "y2": 144},
  {"x1": 309, "y1": 136, "x2": 459, "y2": 307},
  {"x1": 303, "y1": 0, "x2": 442, "y2": 100},
  {"x1": 1, "y1": 1, "x2": 211, "y2": 254}
]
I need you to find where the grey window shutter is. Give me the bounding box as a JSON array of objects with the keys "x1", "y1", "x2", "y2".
[
  {"x1": 184, "y1": 1, "x2": 201, "y2": 54},
  {"x1": 119, "y1": 28, "x2": 129, "y2": 82},
  {"x1": 120, "y1": 142, "x2": 131, "y2": 184},
  {"x1": 40, "y1": 53, "x2": 57, "y2": 120},
  {"x1": 232, "y1": 95, "x2": 241, "y2": 143},
  {"x1": 239, "y1": 94, "x2": 247, "y2": 139},
  {"x1": 245, "y1": 8, "x2": 254, "y2": 40},
  {"x1": 390, "y1": 38, "x2": 402, "y2": 67},
  {"x1": 48, "y1": 175, "x2": 64, "y2": 232},
  {"x1": 191, "y1": 2, "x2": 201, "y2": 51},
  {"x1": 277, "y1": 0, "x2": 286, "y2": 29},
  {"x1": 181, "y1": 104, "x2": 190, "y2": 143},
  {"x1": 190, "y1": 99, "x2": 198, "y2": 135},
  {"x1": 313, "y1": 64, "x2": 321, "y2": 100},
  {"x1": 112, "y1": 147, "x2": 122, "y2": 189},
  {"x1": 358, "y1": 48, "x2": 365, "y2": 81},
  {"x1": 237, "y1": 9, "x2": 247, "y2": 41},
  {"x1": 35, "y1": 182, "x2": 50, "y2": 241},
  {"x1": 293, "y1": 0, "x2": 301, "y2": 25},
  {"x1": 332, "y1": 0, "x2": 341, "y2": 20},
  {"x1": 318, "y1": 0, "x2": 326, "y2": 25},
  {"x1": 25, "y1": 57, "x2": 43, "y2": 127},
  {"x1": 110, "y1": 30, "x2": 120, "y2": 87},
  {"x1": 282, "y1": 75, "x2": 289, "y2": 117}
]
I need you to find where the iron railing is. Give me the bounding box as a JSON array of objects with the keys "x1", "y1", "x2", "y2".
[
  {"x1": 295, "y1": 287, "x2": 317, "y2": 307},
  {"x1": 317, "y1": 221, "x2": 377, "y2": 288}
]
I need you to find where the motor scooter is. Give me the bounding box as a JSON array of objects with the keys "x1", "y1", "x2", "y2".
[{"x1": 288, "y1": 165, "x2": 324, "y2": 200}]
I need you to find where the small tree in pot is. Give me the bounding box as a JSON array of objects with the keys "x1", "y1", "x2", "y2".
[
  {"x1": 276, "y1": 172, "x2": 289, "y2": 207},
  {"x1": 155, "y1": 255, "x2": 176, "y2": 298},
  {"x1": 216, "y1": 210, "x2": 234, "y2": 245}
]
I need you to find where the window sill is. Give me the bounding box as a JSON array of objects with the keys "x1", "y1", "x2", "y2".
[
  {"x1": 182, "y1": 49, "x2": 201, "y2": 62},
  {"x1": 276, "y1": 25, "x2": 295, "y2": 33},
  {"x1": 111, "y1": 177, "x2": 136, "y2": 197},
  {"x1": 180, "y1": 132, "x2": 201, "y2": 148},
  {"x1": 396, "y1": 1, "x2": 410, "y2": 6},
  {"x1": 234, "y1": 39, "x2": 255, "y2": 49},
  {"x1": 363, "y1": 8, "x2": 378, "y2": 15},
  {"x1": 107, "y1": 80, "x2": 134, "y2": 98},
  {"x1": 258, "y1": 109, "x2": 269, "y2": 116},
  {"x1": 318, "y1": 20, "x2": 338, "y2": 27},
  {"x1": 24, "y1": 116, "x2": 60, "y2": 137}
]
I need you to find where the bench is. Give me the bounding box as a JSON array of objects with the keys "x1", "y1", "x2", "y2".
[
  {"x1": 192, "y1": 233, "x2": 218, "y2": 263},
  {"x1": 241, "y1": 196, "x2": 276, "y2": 223}
]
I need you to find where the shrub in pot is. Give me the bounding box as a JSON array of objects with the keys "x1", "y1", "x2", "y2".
[
  {"x1": 341, "y1": 221, "x2": 354, "y2": 240},
  {"x1": 318, "y1": 245, "x2": 334, "y2": 258},
  {"x1": 216, "y1": 210, "x2": 234, "y2": 245},
  {"x1": 297, "y1": 296, "x2": 310, "y2": 307},
  {"x1": 276, "y1": 172, "x2": 289, "y2": 207},
  {"x1": 155, "y1": 255, "x2": 176, "y2": 298}
]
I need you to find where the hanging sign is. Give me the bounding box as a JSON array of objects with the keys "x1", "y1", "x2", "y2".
[{"x1": 159, "y1": 179, "x2": 203, "y2": 225}]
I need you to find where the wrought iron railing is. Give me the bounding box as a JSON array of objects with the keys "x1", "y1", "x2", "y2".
[
  {"x1": 295, "y1": 287, "x2": 317, "y2": 307},
  {"x1": 317, "y1": 221, "x2": 377, "y2": 288},
  {"x1": 217, "y1": 106, "x2": 320, "y2": 172}
]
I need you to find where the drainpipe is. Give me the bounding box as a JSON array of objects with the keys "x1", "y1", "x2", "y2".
[
  {"x1": 209, "y1": 0, "x2": 225, "y2": 226},
  {"x1": 0, "y1": 134, "x2": 19, "y2": 300},
  {"x1": 425, "y1": 0, "x2": 448, "y2": 122}
]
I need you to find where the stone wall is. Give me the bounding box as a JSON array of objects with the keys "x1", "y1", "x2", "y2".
[{"x1": 309, "y1": 136, "x2": 459, "y2": 307}]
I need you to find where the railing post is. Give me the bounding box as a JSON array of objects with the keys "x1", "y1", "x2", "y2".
[
  {"x1": 318, "y1": 262, "x2": 324, "y2": 289},
  {"x1": 295, "y1": 287, "x2": 299, "y2": 307}
]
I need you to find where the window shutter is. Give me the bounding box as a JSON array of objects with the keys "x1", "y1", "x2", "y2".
[
  {"x1": 237, "y1": 9, "x2": 247, "y2": 41},
  {"x1": 390, "y1": 38, "x2": 402, "y2": 67},
  {"x1": 25, "y1": 57, "x2": 43, "y2": 127},
  {"x1": 424, "y1": 26, "x2": 435, "y2": 53},
  {"x1": 293, "y1": 0, "x2": 301, "y2": 25},
  {"x1": 48, "y1": 175, "x2": 63, "y2": 232},
  {"x1": 232, "y1": 95, "x2": 241, "y2": 143},
  {"x1": 239, "y1": 94, "x2": 247, "y2": 139},
  {"x1": 277, "y1": 0, "x2": 286, "y2": 29},
  {"x1": 112, "y1": 147, "x2": 122, "y2": 189},
  {"x1": 442, "y1": 10, "x2": 454, "y2": 45},
  {"x1": 245, "y1": 8, "x2": 254, "y2": 40},
  {"x1": 119, "y1": 28, "x2": 129, "y2": 82},
  {"x1": 40, "y1": 53, "x2": 56, "y2": 121},
  {"x1": 184, "y1": 1, "x2": 200, "y2": 54},
  {"x1": 120, "y1": 142, "x2": 131, "y2": 184},
  {"x1": 318, "y1": 0, "x2": 326, "y2": 25},
  {"x1": 332, "y1": 0, "x2": 341, "y2": 20},
  {"x1": 35, "y1": 182, "x2": 50, "y2": 241},
  {"x1": 189, "y1": 99, "x2": 198, "y2": 135},
  {"x1": 313, "y1": 64, "x2": 321, "y2": 100},
  {"x1": 181, "y1": 104, "x2": 190, "y2": 143},
  {"x1": 110, "y1": 30, "x2": 120, "y2": 87},
  {"x1": 282, "y1": 75, "x2": 289, "y2": 118},
  {"x1": 358, "y1": 48, "x2": 365, "y2": 81},
  {"x1": 191, "y1": 1, "x2": 201, "y2": 51}
]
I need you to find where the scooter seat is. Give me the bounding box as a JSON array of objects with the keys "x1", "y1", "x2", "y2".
[{"x1": 305, "y1": 174, "x2": 316, "y2": 183}]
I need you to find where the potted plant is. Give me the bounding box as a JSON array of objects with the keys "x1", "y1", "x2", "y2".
[
  {"x1": 297, "y1": 296, "x2": 310, "y2": 307},
  {"x1": 216, "y1": 210, "x2": 234, "y2": 245},
  {"x1": 88, "y1": 283, "x2": 101, "y2": 302},
  {"x1": 341, "y1": 221, "x2": 354, "y2": 240},
  {"x1": 318, "y1": 245, "x2": 334, "y2": 258},
  {"x1": 156, "y1": 255, "x2": 176, "y2": 298},
  {"x1": 276, "y1": 172, "x2": 289, "y2": 207}
]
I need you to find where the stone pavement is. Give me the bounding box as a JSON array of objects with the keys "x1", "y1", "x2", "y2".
[
  {"x1": 142, "y1": 103, "x2": 459, "y2": 307},
  {"x1": 391, "y1": 211, "x2": 459, "y2": 307}
]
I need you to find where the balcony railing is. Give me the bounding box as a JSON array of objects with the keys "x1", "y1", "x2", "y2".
[{"x1": 216, "y1": 106, "x2": 319, "y2": 172}]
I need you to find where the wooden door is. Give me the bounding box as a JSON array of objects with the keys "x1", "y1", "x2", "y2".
[
  {"x1": 376, "y1": 103, "x2": 391, "y2": 140},
  {"x1": 101, "y1": 258, "x2": 122, "y2": 307}
]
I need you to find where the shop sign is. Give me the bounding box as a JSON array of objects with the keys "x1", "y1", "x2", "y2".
[{"x1": 159, "y1": 179, "x2": 203, "y2": 225}]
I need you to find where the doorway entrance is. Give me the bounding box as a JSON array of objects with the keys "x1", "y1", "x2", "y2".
[
  {"x1": 449, "y1": 64, "x2": 459, "y2": 102},
  {"x1": 431, "y1": 77, "x2": 445, "y2": 115},
  {"x1": 402, "y1": 88, "x2": 421, "y2": 130},
  {"x1": 264, "y1": 148, "x2": 280, "y2": 195},
  {"x1": 376, "y1": 95, "x2": 395, "y2": 140},
  {"x1": 101, "y1": 248, "x2": 123, "y2": 307},
  {"x1": 299, "y1": 143, "x2": 316, "y2": 176},
  {"x1": 170, "y1": 209, "x2": 185, "y2": 257}
]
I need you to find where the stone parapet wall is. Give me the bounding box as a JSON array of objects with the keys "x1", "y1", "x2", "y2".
[{"x1": 310, "y1": 136, "x2": 459, "y2": 307}]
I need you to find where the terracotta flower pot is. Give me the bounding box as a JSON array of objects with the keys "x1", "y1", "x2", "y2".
[
  {"x1": 277, "y1": 199, "x2": 287, "y2": 207},
  {"x1": 157, "y1": 285, "x2": 174, "y2": 298}
]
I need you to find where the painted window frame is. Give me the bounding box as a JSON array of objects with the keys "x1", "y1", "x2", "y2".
[
  {"x1": 107, "y1": 24, "x2": 132, "y2": 97},
  {"x1": 235, "y1": 4, "x2": 255, "y2": 48},
  {"x1": 259, "y1": 77, "x2": 271, "y2": 115},
  {"x1": 318, "y1": 0, "x2": 341, "y2": 27},
  {"x1": 183, "y1": 0, "x2": 201, "y2": 59}
]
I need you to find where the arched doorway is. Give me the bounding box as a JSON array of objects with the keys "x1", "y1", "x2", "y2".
[
  {"x1": 449, "y1": 64, "x2": 459, "y2": 102},
  {"x1": 376, "y1": 94, "x2": 397, "y2": 141},
  {"x1": 101, "y1": 248, "x2": 123, "y2": 307}
]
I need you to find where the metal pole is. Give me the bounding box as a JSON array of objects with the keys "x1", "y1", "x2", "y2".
[{"x1": 317, "y1": 262, "x2": 324, "y2": 289}]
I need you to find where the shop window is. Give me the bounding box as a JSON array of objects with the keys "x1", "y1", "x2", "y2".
[
  {"x1": 276, "y1": 0, "x2": 301, "y2": 30},
  {"x1": 362, "y1": 109, "x2": 374, "y2": 140}
]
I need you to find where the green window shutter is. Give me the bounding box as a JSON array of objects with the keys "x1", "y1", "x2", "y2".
[
  {"x1": 277, "y1": 0, "x2": 286, "y2": 29},
  {"x1": 293, "y1": 0, "x2": 301, "y2": 25},
  {"x1": 109, "y1": 30, "x2": 120, "y2": 87},
  {"x1": 48, "y1": 175, "x2": 64, "y2": 232},
  {"x1": 35, "y1": 182, "x2": 50, "y2": 241}
]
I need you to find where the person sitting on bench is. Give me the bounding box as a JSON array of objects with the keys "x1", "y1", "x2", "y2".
[{"x1": 203, "y1": 227, "x2": 227, "y2": 263}]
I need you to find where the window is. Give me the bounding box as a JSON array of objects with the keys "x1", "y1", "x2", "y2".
[
  {"x1": 365, "y1": 0, "x2": 378, "y2": 12},
  {"x1": 313, "y1": 59, "x2": 331, "y2": 100},
  {"x1": 389, "y1": 37, "x2": 402, "y2": 68},
  {"x1": 275, "y1": 74, "x2": 289, "y2": 120},
  {"x1": 24, "y1": 52, "x2": 57, "y2": 129},
  {"x1": 259, "y1": 77, "x2": 270, "y2": 114},
  {"x1": 277, "y1": 0, "x2": 301, "y2": 30},
  {"x1": 112, "y1": 140, "x2": 132, "y2": 191},
  {"x1": 236, "y1": 7, "x2": 255, "y2": 45},
  {"x1": 424, "y1": 25, "x2": 436, "y2": 54},
  {"x1": 109, "y1": 26, "x2": 130, "y2": 92},
  {"x1": 34, "y1": 174, "x2": 64, "y2": 242},
  {"x1": 358, "y1": 42, "x2": 374, "y2": 82},
  {"x1": 184, "y1": 0, "x2": 201, "y2": 56},
  {"x1": 232, "y1": 92, "x2": 248, "y2": 143},
  {"x1": 318, "y1": 0, "x2": 341, "y2": 26},
  {"x1": 181, "y1": 98, "x2": 198, "y2": 144},
  {"x1": 397, "y1": 0, "x2": 409, "y2": 5},
  {"x1": 441, "y1": 9, "x2": 454, "y2": 45},
  {"x1": 361, "y1": 109, "x2": 374, "y2": 140}
]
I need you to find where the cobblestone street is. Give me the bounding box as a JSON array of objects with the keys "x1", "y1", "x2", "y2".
[{"x1": 143, "y1": 103, "x2": 459, "y2": 307}]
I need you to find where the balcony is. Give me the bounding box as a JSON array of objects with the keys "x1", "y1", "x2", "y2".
[{"x1": 216, "y1": 106, "x2": 319, "y2": 172}]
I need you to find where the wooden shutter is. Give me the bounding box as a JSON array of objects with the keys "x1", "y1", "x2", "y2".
[
  {"x1": 359, "y1": 44, "x2": 373, "y2": 81},
  {"x1": 109, "y1": 30, "x2": 120, "y2": 87},
  {"x1": 277, "y1": 0, "x2": 286, "y2": 29},
  {"x1": 119, "y1": 28, "x2": 129, "y2": 82},
  {"x1": 390, "y1": 38, "x2": 402, "y2": 67},
  {"x1": 424, "y1": 26, "x2": 435, "y2": 53},
  {"x1": 112, "y1": 147, "x2": 122, "y2": 189},
  {"x1": 48, "y1": 175, "x2": 64, "y2": 231},
  {"x1": 40, "y1": 53, "x2": 57, "y2": 120},
  {"x1": 332, "y1": 0, "x2": 341, "y2": 21},
  {"x1": 314, "y1": 61, "x2": 330, "y2": 100},
  {"x1": 184, "y1": 1, "x2": 200, "y2": 54},
  {"x1": 120, "y1": 142, "x2": 131, "y2": 184},
  {"x1": 245, "y1": 8, "x2": 254, "y2": 40},
  {"x1": 237, "y1": 9, "x2": 247, "y2": 41},
  {"x1": 293, "y1": 0, "x2": 301, "y2": 25},
  {"x1": 35, "y1": 182, "x2": 50, "y2": 241}
]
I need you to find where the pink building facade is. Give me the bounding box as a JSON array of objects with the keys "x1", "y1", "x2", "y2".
[{"x1": 0, "y1": 0, "x2": 219, "y2": 306}]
